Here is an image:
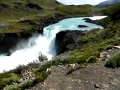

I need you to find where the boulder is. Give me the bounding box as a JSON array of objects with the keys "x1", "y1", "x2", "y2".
[
  {"x1": 83, "y1": 18, "x2": 93, "y2": 23},
  {"x1": 55, "y1": 30, "x2": 85, "y2": 55},
  {"x1": 77, "y1": 25, "x2": 88, "y2": 28}
]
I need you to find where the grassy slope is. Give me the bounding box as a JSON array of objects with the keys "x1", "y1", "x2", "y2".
[
  {"x1": 0, "y1": 0, "x2": 63, "y2": 9},
  {"x1": 55, "y1": 4, "x2": 104, "y2": 17},
  {"x1": 68, "y1": 3, "x2": 120, "y2": 58},
  {"x1": 0, "y1": 0, "x2": 103, "y2": 34},
  {"x1": 0, "y1": 0, "x2": 63, "y2": 33}
]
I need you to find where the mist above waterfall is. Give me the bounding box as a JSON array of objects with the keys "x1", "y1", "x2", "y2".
[{"x1": 0, "y1": 16, "x2": 106, "y2": 72}]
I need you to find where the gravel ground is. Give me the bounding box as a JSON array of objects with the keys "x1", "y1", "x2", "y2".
[{"x1": 27, "y1": 48, "x2": 120, "y2": 90}]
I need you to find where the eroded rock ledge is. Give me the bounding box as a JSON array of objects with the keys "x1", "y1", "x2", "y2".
[{"x1": 55, "y1": 30, "x2": 86, "y2": 55}]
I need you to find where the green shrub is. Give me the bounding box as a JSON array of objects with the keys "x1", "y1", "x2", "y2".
[
  {"x1": 20, "y1": 81, "x2": 33, "y2": 89},
  {"x1": 4, "y1": 84, "x2": 20, "y2": 90},
  {"x1": 87, "y1": 56, "x2": 98, "y2": 63},
  {"x1": 98, "y1": 47, "x2": 104, "y2": 51},
  {"x1": 75, "y1": 55, "x2": 86, "y2": 65},
  {"x1": 0, "y1": 73, "x2": 20, "y2": 89},
  {"x1": 105, "y1": 51, "x2": 120, "y2": 68},
  {"x1": 111, "y1": 38, "x2": 120, "y2": 46},
  {"x1": 11, "y1": 65, "x2": 26, "y2": 75},
  {"x1": 19, "y1": 71, "x2": 50, "y2": 89},
  {"x1": 32, "y1": 76, "x2": 44, "y2": 85},
  {"x1": 105, "y1": 45, "x2": 113, "y2": 50},
  {"x1": 66, "y1": 68, "x2": 76, "y2": 75},
  {"x1": 66, "y1": 65, "x2": 85, "y2": 75}
]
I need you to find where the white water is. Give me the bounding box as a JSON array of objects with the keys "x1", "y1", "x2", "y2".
[{"x1": 0, "y1": 16, "x2": 107, "y2": 72}]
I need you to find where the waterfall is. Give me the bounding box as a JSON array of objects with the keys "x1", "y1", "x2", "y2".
[{"x1": 0, "y1": 16, "x2": 107, "y2": 72}]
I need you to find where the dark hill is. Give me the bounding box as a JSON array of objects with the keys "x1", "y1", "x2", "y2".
[{"x1": 96, "y1": 0, "x2": 120, "y2": 8}]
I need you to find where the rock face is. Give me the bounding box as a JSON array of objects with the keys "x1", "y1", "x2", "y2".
[
  {"x1": 83, "y1": 18, "x2": 91, "y2": 21},
  {"x1": 83, "y1": 18, "x2": 93, "y2": 23},
  {"x1": 0, "y1": 33, "x2": 32, "y2": 54},
  {"x1": 0, "y1": 33, "x2": 19, "y2": 54},
  {"x1": 55, "y1": 30, "x2": 85, "y2": 55}
]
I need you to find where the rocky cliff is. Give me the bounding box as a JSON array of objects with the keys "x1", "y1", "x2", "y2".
[
  {"x1": 55, "y1": 30, "x2": 85, "y2": 55},
  {"x1": 0, "y1": 33, "x2": 32, "y2": 54}
]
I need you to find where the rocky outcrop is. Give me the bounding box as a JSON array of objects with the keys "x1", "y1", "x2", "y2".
[
  {"x1": 55, "y1": 30, "x2": 86, "y2": 55},
  {"x1": 83, "y1": 18, "x2": 91, "y2": 21},
  {"x1": 0, "y1": 4, "x2": 10, "y2": 9},
  {"x1": 0, "y1": 4, "x2": 10, "y2": 12},
  {"x1": 14, "y1": 3, "x2": 43, "y2": 12},
  {"x1": 0, "y1": 33, "x2": 32, "y2": 54},
  {"x1": 0, "y1": 33, "x2": 19, "y2": 54},
  {"x1": 83, "y1": 18, "x2": 94, "y2": 23},
  {"x1": 83, "y1": 18, "x2": 104, "y2": 27},
  {"x1": 26, "y1": 3, "x2": 43, "y2": 10},
  {"x1": 77, "y1": 25, "x2": 88, "y2": 28}
]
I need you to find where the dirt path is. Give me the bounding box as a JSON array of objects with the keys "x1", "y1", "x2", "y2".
[{"x1": 27, "y1": 48, "x2": 120, "y2": 90}]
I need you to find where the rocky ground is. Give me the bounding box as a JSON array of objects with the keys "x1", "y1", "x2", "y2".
[{"x1": 27, "y1": 47, "x2": 120, "y2": 90}]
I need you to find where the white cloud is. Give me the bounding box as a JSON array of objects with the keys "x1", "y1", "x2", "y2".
[{"x1": 57, "y1": 0, "x2": 107, "y2": 5}]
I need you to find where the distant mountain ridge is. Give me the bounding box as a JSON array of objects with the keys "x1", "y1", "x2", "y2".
[{"x1": 96, "y1": 0, "x2": 120, "y2": 7}]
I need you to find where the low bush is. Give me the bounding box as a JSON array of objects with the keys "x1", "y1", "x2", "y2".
[
  {"x1": 87, "y1": 56, "x2": 98, "y2": 63},
  {"x1": 20, "y1": 81, "x2": 33, "y2": 89},
  {"x1": 66, "y1": 65, "x2": 85, "y2": 75},
  {"x1": 105, "y1": 51, "x2": 120, "y2": 68},
  {"x1": 37, "y1": 52, "x2": 48, "y2": 62},
  {"x1": 105, "y1": 45, "x2": 113, "y2": 50},
  {"x1": 66, "y1": 68, "x2": 76, "y2": 75},
  {"x1": 0, "y1": 73, "x2": 20, "y2": 89}
]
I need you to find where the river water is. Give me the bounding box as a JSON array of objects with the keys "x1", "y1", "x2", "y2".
[{"x1": 0, "y1": 16, "x2": 106, "y2": 72}]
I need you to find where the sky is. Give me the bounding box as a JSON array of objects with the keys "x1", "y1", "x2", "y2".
[{"x1": 57, "y1": 0, "x2": 107, "y2": 5}]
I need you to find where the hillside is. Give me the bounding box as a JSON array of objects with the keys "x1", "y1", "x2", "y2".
[
  {"x1": 0, "y1": 0, "x2": 63, "y2": 9},
  {"x1": 55, "y1": 4, "x2": 104, "y2": 17},
  {"x1": 0, "y1": 1, "x2": 102, "y2": 34},
  {"x1": 0, "y1": 1, "x2": 120, "y2": 90}
]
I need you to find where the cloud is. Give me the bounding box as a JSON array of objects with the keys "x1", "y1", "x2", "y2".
[{"x1": 57, "y1": 0, "x2": 107, "y2": 5}]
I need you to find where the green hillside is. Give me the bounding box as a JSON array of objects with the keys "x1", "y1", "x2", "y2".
[
  {"x1": 55, "y1": 4, "x2": 104, "y2": 17},
  {"x1": 0, "y1": 0, "x2": 63, "y2": 9},
  {"x1": 0, "y1": 0, "x2": 63, "y2": 33}
]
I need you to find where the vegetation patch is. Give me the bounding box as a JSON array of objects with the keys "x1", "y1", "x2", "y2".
[
  {"x1": 105, "y1": 45, "x2": 113, "y2": 50},
  {"x1": 66, "y1": 65, "x2": 85, "y2": 75},
  {"x1": 0, "y1": 72, "x2": 20, "y2": 89},
  {"x1": 87, "y1": 56, "x2": 98, "y2": 63},
  {"x1": 105, "y1": 51, "x2": 120, "y2": 68}
]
